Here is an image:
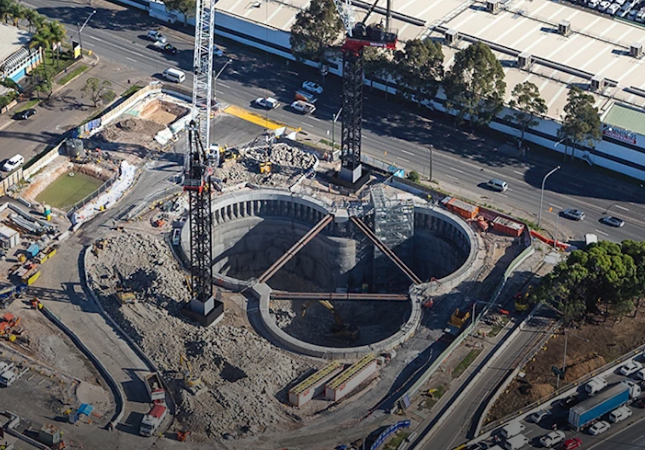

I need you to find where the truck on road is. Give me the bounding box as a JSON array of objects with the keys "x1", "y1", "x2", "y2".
[
  {"x1": 139, "y1": 403, "x2": 167, "y2": 437},
  {"x1": 569, "y1": 383, "x2": 631, "y2": 429},
  {"x1": 585, "y1": 376, "x2": 608, "y2": 395},
  {"x1": 144, "y1": 372, "x2": 166, "y2": 403}
]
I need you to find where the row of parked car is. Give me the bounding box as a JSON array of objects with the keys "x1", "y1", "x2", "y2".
[{"x1": 569, "y1": 0, "x2": 645, "y2": 21}]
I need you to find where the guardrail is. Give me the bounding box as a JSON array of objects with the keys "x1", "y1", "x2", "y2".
[{"x1": 394, "y1": 239, "x2": 535, "y2": 411}]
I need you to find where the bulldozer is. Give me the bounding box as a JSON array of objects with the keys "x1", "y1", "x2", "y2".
[
  {"x1": 301, "y1": 300, "x2": 360, "y2": 341},
  {"x1": 259, "y1": 161, "x2": 272, "y2": 174},
  {"x1": 179, "y1": 354, "x2": 207, "y2": 396},
  {"x1": 112, "y1": 268, "x2": 135, "y2": 305}
]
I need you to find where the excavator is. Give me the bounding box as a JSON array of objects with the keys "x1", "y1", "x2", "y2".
[
  {"x1": 179, "y1": 354, "x2": 207, "y2": 396},
  {"x1": 301, "y1": 300, "x2": 360, "y2": 341}
]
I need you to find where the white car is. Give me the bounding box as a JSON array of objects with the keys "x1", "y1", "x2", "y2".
[
  {"x1": 540, "y1": 430, "x2": 565, "y2": 448},
  {"x1": 291, "y1": 100, "x2": 316, "y2": 114},
  {"x1": 598, "y1": 0, "x2": 611, "y2": 10},
  {"x1": 589, "y1": 420, "x2": 610, "y2": 435},
  {"x1": 254, "y1": 97, "x2": 279, "y2": 109},
  {"x1": 213, "y1": 46, "x2": 224, "y2": 57},
  {"x1": 607, "y1": 3, "x2": 620, "y2": 14},
  {"x1": 637, "y1": 9, "x2": 645, "y2": 21},
  {"x1": 588, "y1": 0, "x2": 599, "y2": 7},
  {"x1": 2, "y1": 154, "x2": 24, "y2": 172},
  {"x1": 528, "y1": 410, "x2": 551, "y2": 423},
  {"x1": 147, "y1": 30, "x2": 167, "y2": 44},
  {"x1": 620, "y1": 360, "x2": 643, "y2": 376},
  {"x1": 302, "y1": 80, "x2": 323, "y2": 95}
]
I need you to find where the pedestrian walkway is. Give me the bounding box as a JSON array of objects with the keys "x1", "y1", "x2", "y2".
[{"x1": 223, "y1": 104, "x2": 299, "y2": 132}]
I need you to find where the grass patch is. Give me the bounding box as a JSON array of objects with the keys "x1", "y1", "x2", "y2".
[
  {"x1": 452, "y1": 349, "x2": 482, "y2": 379},
  {"x1": 121, "y1": 84, "x2": 143, "y2": 98},
  {"x1": 44, "y1": 49, "x2": 77, "y2": 76},
  {"x1": 14, "y1": 99, "x2": 39, "y2": 113},
  {"x1": 383, "y1": 432, "x2": 409, "y2": 450},
  {"x1": 36, "y1": 171, "x2": 104, "y2": 210},
  {"x1": 319, "y1": 138, "x2": 341, "y2": 149},
  {"x1": 58, "y1": 64, "x2": 89, "y2": 85}
]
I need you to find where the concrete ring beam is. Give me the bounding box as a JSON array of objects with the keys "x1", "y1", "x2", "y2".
[{"x1": 180, "y1": 189, "x2": 480, "y2": 358}]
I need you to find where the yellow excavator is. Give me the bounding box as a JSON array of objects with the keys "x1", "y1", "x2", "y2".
[
  {"x1": 301, "y1": 300, "x2": 360, "y2": 341},
  {"x1": 179, "y1": 354, "x2": 207, "y2": 396}
]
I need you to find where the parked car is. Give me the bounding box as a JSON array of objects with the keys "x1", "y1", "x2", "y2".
[
  {"x1": 2, "y1": 154, "x2": 24, "y2": 172},
  {"x1": 254, "y1": 97, "x2": 279, "y2": 109},
  {"x1": 528, "y1": 410, "x2": 551, "y2": 423},
  {"x1": 302, "y1": 80, "x2": 323, "y2": 95},
  {"x1": 588, "y1": 420, "x2": 610, "y2": 435},
  {"x1": 636, "y1": 368, "x2": 645, "y2": 381},
  {"x1": 598, "y1": 0, "x2": 611, "y2": 11},
  {"x1": 600, "y1": 216, "x2": 625, "y2": 227},
  {"x1": 608, "y1": 3, "x2": 620, "y2": 14},
  {"x1": 620, "y1": 360, "x2": 643, "y2": 376},
  {"x1": 561, "y1": 209, "x2": 585, "y2": 221},
  {"x1": 561, "y1": 438, "x2": 582, "y2": 450},
  {"x1": 152, "y1": 41, "x2": 177, "y2": 54},
  {"x1": 588, "y1": 0, "x2": 599, "y2": 7},
  {"x1": 213, "y1": 46, "x2": 224, "y2": 57},
  {"x1": 15, "y1": 108, "x2": 36, "y2": 120},
  {"x1": 558, "y1": 395, "x2": 579, "y2": 409},
  {"x1": 147, "y1": 30, "x2": 167, "y2": 44},
  {"x1": 291, "y1": 100, "x2": 316, "y2": 114},
  {"x1": 540, "y1": 430, "x2": 565, "y2": 447}
]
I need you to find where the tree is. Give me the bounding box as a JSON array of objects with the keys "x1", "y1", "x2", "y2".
[
  {"x1": 30, "y1": 26, "x2": 53, "y2": 68},
  {"x1": 407, "y1": 170, "x2": 420, "y2": 183},
  {"x1": 32, "y1": 64, "x2": 54, "y2": 99},
  {"x1": 393, "y1": 38, "x2": 443, "y2": 106},
  {"x1": 0, "y1": 0, "x2": 12, "y2": 24},
  {"x1": 81, "y1": 78, "x2": 116, "y2": 107},
  {"x1": 46, "y1": 20, "x2": 67, "y2": 68},
  {"x1": 558, "y1": 86, "x2": 601, "y2": 161},
  {"x1": 443, "y1": 42, "x2": 506, "y2": 127},
  {"x1": 162, "y1": 0, "x2": 195, "y2": 26},
  {"x1": 24, "y1": 8, "x2": 41, "y2": 32},
  {"x1": 8, "y1": 2, "x2": 25, "y2": 27},
  {"x1": 507, "y1": 81, "x2": 547, "y2": 148},
  {"x1": 290, "y1": 0, "x2": 343, "y2": 65}
]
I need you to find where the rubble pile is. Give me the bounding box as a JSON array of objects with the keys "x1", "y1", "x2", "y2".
[
  {"x1": 215, "y1": 143, "x2": 316, "y2": 187},
  {"x1": 85, "y1": 231, "x2": 316, "y2": 439},
  {"x1": 96, "y1": 118, "x2": 166, "y2": 146}
]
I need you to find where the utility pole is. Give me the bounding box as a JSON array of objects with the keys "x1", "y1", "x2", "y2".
[
  {"x1": 331, "y1": 107, "x2": 342, "y2": 154},
  {"x1": 428, "y1": 145, "x2": 434, "y2": 181},
  {"x1": 538, "y1": 166, "x2": 560, "y2": 227}
]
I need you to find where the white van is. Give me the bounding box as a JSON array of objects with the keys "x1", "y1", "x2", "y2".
[
  {"x1": 500, "y1": 421, "x2": 525, "y2": 438},
  {"x1": 609, "y1": 406, "x2": 632, "y2": 423},
  {"x1": 2, "y1": 154, "x2": 24, "y2": 172},
  {"x1": 487, "y1": 178, "x2": 509, "y2": 192},
  {"x1": 504, "y1": 434, "x2": 529, "y2": 450},
  {"x1": 162, "y1": 68, "x2": 186, "y2": 83},
  {"x1": 585, "y1": 376, "x2": 607, "y2": 395}
]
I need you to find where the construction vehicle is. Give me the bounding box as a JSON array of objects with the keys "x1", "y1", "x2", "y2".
[
  {"x1": 144, "y1": 372, "x2": 166, "y2": 403},
  {"x1": 220, "y1": 146, "x2": 239, "y2": 163},
  {"x1": 112, "y1": 268, "x2": 135, "y2": 305},
  {"x1": 179, "y1": 354, "x2": 206, "y2": 396},
  {"x1": 301, "y1": 300, "x2": 360, "y2": 341},
  {"x1": 0, "y1": 284, "x2": 26, "y2": 309},
  {"x1": 259, "y1": 161, "x2": 272, "y2": 174},
  {"x1": 139, "y1": 403, "x2": 167, "y2": 437}
]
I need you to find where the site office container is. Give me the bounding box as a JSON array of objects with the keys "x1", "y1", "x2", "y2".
[
  {"x1": 289, "y1": 361, "x2": 344, "y2": 407},
  {"x1": 441, "y1": 196, "x2": 480, "y2": 220},
  {"x1": 325, "y1": 354, "x2": 377, "y2": 401},
  {"x1": 492, "y1": 217, "x2": 524, "y2": 237}
]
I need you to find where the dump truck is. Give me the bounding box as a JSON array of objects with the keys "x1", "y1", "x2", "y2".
[
  {"x1": 569, "y1": 383, "x2": 630, "y2": 429},
  {"x1": 144, "y1": 373, "x2": 166, "y2": 403},
  {"x1": 139, "y1": 403, "x2": 167, "y2": 437}
]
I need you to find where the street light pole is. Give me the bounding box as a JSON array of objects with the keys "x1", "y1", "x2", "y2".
[
  {"x1": 77, "y1": 10, "x2": 97, "y2": 56},
  {"x1": 213, "y1": 58, "x2": 233, "y2": 102},
  {"x1": 538, "y1": 166, "x2": 560, "y2": 227},
  {"x1": 331, "y1": 107, "x2": 342, "y2": 154},
  {"x1": 428, "y1": 145, "x2": 434, "y2": 182}
]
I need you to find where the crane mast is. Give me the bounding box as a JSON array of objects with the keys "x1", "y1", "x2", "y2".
[
  {"x1": 331, "y1": 0, "x2": 397, "y2": 186},
  {"x1": 181, "y1": 0, "x2": 224, "y2": 326}
]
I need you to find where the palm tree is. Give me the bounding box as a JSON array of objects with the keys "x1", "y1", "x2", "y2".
[
  {"x1": 0, "y1": 0, "x2": 13, "y2": 24},
  {"x1": 29, "y1": 27, "x2": 52, "y2": 68},
  {"x1": 32, "y1": 12, "x2": 45, "y2": 32},
  {"x1": 9, "y1": 2, "x2": 26, "y2": 27},
  {"x1": 46, "y1": 20, "x2": 67, "y2": 68},
  {"x1": 25, "y1": 8, "x2": 40, "y2": 32}
]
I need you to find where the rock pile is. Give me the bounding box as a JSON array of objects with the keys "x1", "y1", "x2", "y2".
[{"x1": 85, "y1": 231, "x2": 317, "y2": 440}]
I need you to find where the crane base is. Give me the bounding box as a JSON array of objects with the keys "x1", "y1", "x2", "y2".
[
  {"x1": 331, "y1": 168, "x2": 371, "y2": 192},
  {"x1": 182, "y1": 297, "x2": 224, "y2": 327}
]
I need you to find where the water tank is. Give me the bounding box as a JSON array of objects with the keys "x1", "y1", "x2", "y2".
[{"x1": 65, "y1": 138, "x2": 85, "y2": 158}]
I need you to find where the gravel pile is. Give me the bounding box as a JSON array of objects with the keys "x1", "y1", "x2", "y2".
[{"x1": 85, "y1": 231, "x2": 316, "y2": 440}]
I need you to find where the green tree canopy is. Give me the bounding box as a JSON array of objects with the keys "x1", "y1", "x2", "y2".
[
  {"x1": 507, "y1": 81, "x2": 547, "y2": 148},
  {"x1": 393, "y1": 38, "x2": 444, "y2": 106},
  {"x1": 81, "y1": 78, "x2": 116, "y2": 107},
  {"x1": 557, "y1": 86, "x2": 601, "y2": 160},
  {"x1": 290, "y1": 0, "x2": 343, "y2": 64},
  {"x1": 443, "y1": 42, "x2": 506, "y2": 126},
  {"x1": 162, "y1": 0, "x2": 196, "y2": 25}
]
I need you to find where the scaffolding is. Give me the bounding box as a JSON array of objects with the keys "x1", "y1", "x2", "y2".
[{"x1": 370, "y1": 187, "x2": 414, "y2": 290}]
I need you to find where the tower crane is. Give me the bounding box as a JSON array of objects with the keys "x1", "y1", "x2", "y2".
[{"x1": 332, "y1": 0, "x2": 397, "y2": 186}]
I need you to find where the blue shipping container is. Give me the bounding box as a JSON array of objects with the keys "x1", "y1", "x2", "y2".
[
  {"x1": 27, "y1": 244, "x2": 39, "y2": 257},
  {"x1": 568, "y1": 383, "x2": 630, "y2": 429}
]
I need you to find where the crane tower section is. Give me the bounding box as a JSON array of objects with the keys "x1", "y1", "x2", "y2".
[{"x1": 192, "y1": 0, "x2": 215, "y2": 160}]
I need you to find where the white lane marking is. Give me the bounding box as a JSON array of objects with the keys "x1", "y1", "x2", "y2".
[
  {"x1": 218, "y1": 83, "x2": 231, "y2": 88},
  {"x1": 446, "y1": 174, "x2": 458, "y2": 180},
  {"x1": 451, "y1": 167, "x2": 465, "y2": 174},
  {"x1": 303, "y1": 123, "x2": 315, "y2": 128},
  {"x1": 401, "y1": 149, "x2": 414, "y2": 156},
  {"x1": 88, "y1": 35, "x2": 101, "y2": 40},
  {"x1": 549, "y1": 203, "x2": 563, "y2": 210},
  {"x1": 595, "y1": 229, "x2": 609, "y2": 236},
  {"x1": 85, "y1": 42, "x2": 95, "y2": 47},
  {"x1": 126, "y1": 56, "x2": 137, "y2": 62},
  {"x1": 513, "y1": 170, "x2": 523, "y2": 176},
  {"x1": 310, "y1": 117, "x2": 321, "y2": 122},
  {"x1": 616, "y1": 205, "x2": 630, "y2": 211},
  {"x1": 632, "y1": 434, "x2": 644, "y2": 443},
  {"x1": 398, "y1": 157, "x2": 410, "y2": 163},
  {"x1": 500, "y1": 194, "x2": 509, "y2": 198}
]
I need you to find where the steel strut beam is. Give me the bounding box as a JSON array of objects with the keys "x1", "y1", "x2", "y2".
[
  {"x1": 350, "y1": 216, "x2": 423, "y2": 285},
  {"x1": 270, "y1": 292, "x2": 408, "y2": 301},
  {"x1": 257, "y1": 214, "x2": 334, "y2": 284}
]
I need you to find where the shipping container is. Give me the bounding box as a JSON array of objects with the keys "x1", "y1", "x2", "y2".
[
  {"x1": 325, "y1": 354, "x2": 377, "y2": 401},
  {"x1": 289, "y1": 361, "x2": 344, "y2": 407},
  {"x1": 0, "y1": 225, "x2": 19, "y2": 249},
  {"x1": 492, "y1": 217, "x2": 525, "y2": 237},
  {"x1": 441, "y1": 196, "x2": 480, "y2": 220},
  {"x1": 569, "y1": 383, "x2": 630, "y2": 429},
  {"x1": 26, "y1": 244, "x2": 39, "y2": 258}
]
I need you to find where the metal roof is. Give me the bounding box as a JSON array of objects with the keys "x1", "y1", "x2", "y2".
[{"x1": 602, "y1": 103, "x2": 645, "y2": 136}]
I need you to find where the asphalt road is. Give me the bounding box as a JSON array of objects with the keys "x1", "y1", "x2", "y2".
[
  {"x1": 15, "y1": 0, "x2": 645, "y2": 246},
  {"x1": 590, "y1": 415, "x2": 645, "y2": 450}
]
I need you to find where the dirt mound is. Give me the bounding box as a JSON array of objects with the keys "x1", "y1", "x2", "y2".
[{"x1": 85, "y1": 231, "x2": 319, "y2": 440}]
